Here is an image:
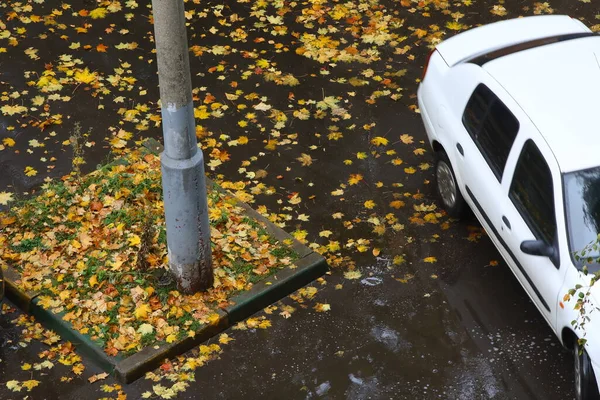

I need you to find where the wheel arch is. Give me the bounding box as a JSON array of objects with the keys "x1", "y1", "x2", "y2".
[
  {"x1": 562, "y1": 326, "x2": 577, "y2": 350},
  {"x1": 432, "y1": 140, "x2": 444, "y2": 154}
]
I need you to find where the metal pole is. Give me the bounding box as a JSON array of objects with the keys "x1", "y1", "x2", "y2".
[{"x1": 151, "y1": 0, "x2": 213, "y2": 292}]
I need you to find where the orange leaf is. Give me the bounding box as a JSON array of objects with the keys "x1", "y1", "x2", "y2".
[{"x1": 1, "y1": 216, "x2": 16, "y2": 226}]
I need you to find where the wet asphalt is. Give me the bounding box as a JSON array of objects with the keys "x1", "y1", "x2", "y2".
[{"x1": 1, "y1": 0, "x2": 598, "y2": 398}]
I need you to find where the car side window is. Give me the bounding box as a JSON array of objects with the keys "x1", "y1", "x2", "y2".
[
  {"x1": 509, "y1": 139, "x2": 556, "y2": 244},
  {"x1": 462, "y1": 84, "x2": 520, "y2": 181}
]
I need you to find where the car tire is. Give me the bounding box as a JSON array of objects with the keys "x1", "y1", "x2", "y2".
[
  {"x1": 434, "y1": 151, "x2": 467, "y2": 218},
  {"x1": 574, "y1": 339, "x2": 600, "y2": 400}
]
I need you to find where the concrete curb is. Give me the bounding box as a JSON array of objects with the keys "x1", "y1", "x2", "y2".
[
  {"x1": 226, "y1": 252, "x2": 327, "y2": 325},
  {"x1": 29, "y1": 296, "x2": 121, "y2": 373},
  {"x1": 114, "y1": 310, "x2": 229, "y2": 383},
  {"x1": 4, "y1": 266, "x2": 38, "y2": 313},
  {"x1": 4, "y1": 138, "x2": 328, "y2": 383}
]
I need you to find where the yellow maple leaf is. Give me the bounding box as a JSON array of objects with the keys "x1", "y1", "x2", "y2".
[
  {"x1": 21, "y1": 363, "x2": 32, "y2": 371},
  {"x1": 22, "y1": 380, "x2": 40, "y2": 391},
  {"x1": 404, "y1": 167, "x2": 416, "y2": 174},
  {"x1": 348, "y1": 173, "x2": 363, "y2": 185},
  {"x1": 400, "y1": 134, "x2": 414, "y2": 144},
  {"x1": 256, "y1": 58, "x2": 270, "y2": 68},
  {"x1": 265, "y1": 139, "x2": 278, "y2": 150},
  {"x1": 327, "y1": 241, "x2": 341, "y2": 252},
  {"x1": 219, "y1": 333, "x2": 234, "y2": 344},
  {"x1": 207, "y1": 313, "x2": 221, "y2": 325},
  {"x1": 364, "y1": 200, "x2": 376, "y2": 209},
  {"x1": 74, "y1": 68, "x2": 97, "y2": 84},
  {"x1": 137, "y1": 323, "x2": 154, "y2": 335},
  {"x1": 89, "y1": 274, "x2": 98, "y2": 287},
  {"x1": 258, "y1": 319, "x2": 271, "y2": 329},
  {"x1": 423, "y1": 257, "x2": 437, "y2": 263},
  {"x1": 389, "y1": 200, "x2": 405, "y2": 209},
  {"x1": 89, "y1": 7, "x2": 107, "y2": 19},
  {"x1": 1, "y1": 104, "x2": 28, "y2": 116},
  {"x1": 6, "y1": 380, "x2": 21, "y2": 392},
  {"x1": 2, "y1": 137, "x2": 16, "y2": 147},
  {"x1": 194, "y1": 107, "x2": 210, "y2": 119},
  {"x1": 292, "y1": 229, "x2": 308, "y2": 242},
  {"x1": 371, "y1": 136, "x2": 389, "y2": 146},
  {"x1": 0, "y1": 191, "x2": 14, "y2": 205},
  {"x1": 393, "y1": 255, "x2": 406, "y2": 265},
  {"x1": 109, "y1": 137, "x2": 127, "y2": 149},
  {"x1": 128, "y1": 234, "x2": 141, "y2": 246},
  {"x1": 373, "y1": 225, "x2": 386, "y2": 236},
  {"x1": 446, "y1": 21, "x2": 465, "y2": 31},
  {"x1": 24, "y1": 166, "x2": 37, "y2": 176},
  {"x1": 344, "y1": 270, "x2": 362, "y2": 280},
  {"x1": 296, "y1": 153, "x2": 313, "y2": 166},
  {"x1": 414, "y1": 28, "x2": 428, "y2": 38},
  {"x1": 134, "y1": 303, "x2": 151, "y2": 320},
  {"x1": 166, "y1": 334, "x2": 178, "y2": 343},
  {"x1": 356, "y1": 152, "x2": 367, "y2": 159},
  {"x1": 288, "y1": 194, "x2": 302, "y2": 205},
  {"x1": 72, "y1": 364, "x2": 84, "y2": 375},
  {"x1": 115, "y1": 42, "x2": 139, "y2": 50},
  {"x1": 314, "y1": 303, "x2": 331, "y2": 312}
]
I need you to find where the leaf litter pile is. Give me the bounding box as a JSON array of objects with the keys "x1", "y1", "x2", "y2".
[
  {"x1": 0, "y1": 0, "x2": 598, "y2": 397},
  {"x1": 0, "y1": 148, "x2": 297, "y2": 356}
]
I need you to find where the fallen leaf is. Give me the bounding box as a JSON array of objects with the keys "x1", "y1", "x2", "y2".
[
  {"x1": 88, "y1": 372, "x2": 109, "y2": 383},
  {"x1": 0, "y1": 191, "x2": 14, "y2": 205},
  {"x1": 344, "y1": 270, "x2": 362, "y2": 280},
  {"x1": 371, "y1": 136, "x2": 389, "y2": 146}
]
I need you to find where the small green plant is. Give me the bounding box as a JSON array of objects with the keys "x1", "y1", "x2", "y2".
[
  {"x1": 69, "y1": 122, "x2": 87, "y2": 180},
  {"x1": 566, "y1": 236, "x2": 600, "y2": 342},
  {"x1": 11, "y1": 237, "x2": 43, "y2": 253}
]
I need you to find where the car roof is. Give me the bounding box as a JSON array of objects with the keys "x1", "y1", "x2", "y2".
[
  {"x1": 437, "y1": 15, "x2": 588, "y2": 67},
  {"x1": 483, "y1": 35, "x2": 600, "y2": 173}
]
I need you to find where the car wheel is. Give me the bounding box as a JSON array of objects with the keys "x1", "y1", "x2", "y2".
[
  {"x1": 574, "y1": 339, "x2": 600, "y2": 400},
  {"x1": 434, "y1": 151, "x2": 467, "y2": 218}
]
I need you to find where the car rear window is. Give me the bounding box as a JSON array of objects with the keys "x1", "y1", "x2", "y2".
[{"x1": 462, "y1": 84, "x2": 520, "y2": 181}]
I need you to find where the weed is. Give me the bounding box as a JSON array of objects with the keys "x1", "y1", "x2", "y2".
[
  {"x1": 141, "y1": 332, "x2": 157, "y2": 348},
  {"x1": 11, "y1": 237, "x2": 43, "y2": 253},
  {"x1": 69, "y1": 122, "x2": 87, "y2": 181},
  {"x1": 271, "y1": 246, "x2": 297, "y2": 259},
  {"x1": 136, "y1": 204, "x2": 156, "y2": 272}
]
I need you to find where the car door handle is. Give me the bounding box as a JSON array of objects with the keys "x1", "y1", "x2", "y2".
[
  {"x1": 502, "y1": 216, "x2": 511, "y2": 230},
  {"x1": 456, "y1": 143, "x2": 464, "y2": 156}
]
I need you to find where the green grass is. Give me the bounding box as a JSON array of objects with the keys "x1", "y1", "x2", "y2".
[{"x1": 11, "y1": 236, "x2": 43, "y2": 253}]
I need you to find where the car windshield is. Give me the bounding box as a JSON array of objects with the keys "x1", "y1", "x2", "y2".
[{"x1": 564, "y1": 166, "x2": 600, "y2": 266}]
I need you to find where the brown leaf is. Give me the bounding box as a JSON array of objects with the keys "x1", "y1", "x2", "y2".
[
  {"x1": 88, "y1": 372, "x2": 109, "y2": 383},
  {"x1": 90, "y1": 201, "x2": 103, "y2": 212}
]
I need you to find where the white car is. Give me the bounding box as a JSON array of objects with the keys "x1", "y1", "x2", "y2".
[{"x1": 418, "y1": 15, "x2": 600, "y2": 399}]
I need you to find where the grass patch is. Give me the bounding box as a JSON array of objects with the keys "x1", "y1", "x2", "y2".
[{"x1": 0, "y1": 148, "x2": 299, "y2": 356}]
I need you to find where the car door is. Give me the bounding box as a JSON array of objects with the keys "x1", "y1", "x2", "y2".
[
  {"x1": 498, "y1": 137, "x2": 568, "y2": 326},
  {"x1": 451, "y1": 81, "x2": 519, "y2": 248}
]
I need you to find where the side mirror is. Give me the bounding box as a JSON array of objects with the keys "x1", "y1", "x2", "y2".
[{"x1": 520, "y1": 240, "x2": 555, "y2": 258}]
